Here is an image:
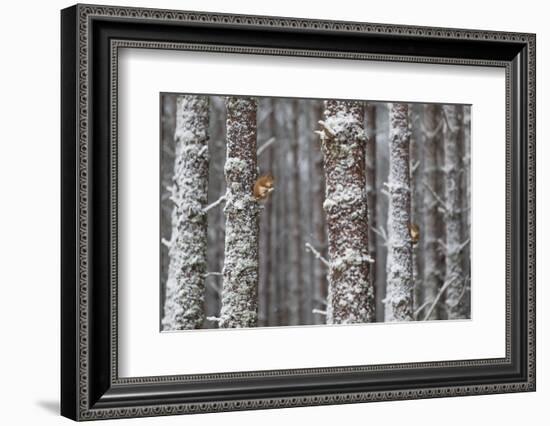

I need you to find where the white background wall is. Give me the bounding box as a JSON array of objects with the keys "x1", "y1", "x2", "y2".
[{"x1": 0, "y1": 0, "x2": 546, "y2": 424}]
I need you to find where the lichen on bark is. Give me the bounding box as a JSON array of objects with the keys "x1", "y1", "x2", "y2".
[
  {"x1": 320, "y1": 100, "x2": 374, "y2": 324},
  {"x1": 384, "y1": 103, "x2": 414, "y2": 322},
  {"x1": 162, "y1": 95, "x2": 210, "y2": 330},
  {"x1": 218, "y1": 97, "x2": 260, "y2": 328}
]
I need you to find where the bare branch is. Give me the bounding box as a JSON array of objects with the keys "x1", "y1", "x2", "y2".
[
  {"x1": 381, "y1": 188, "x2": 391, "y2": 199},
  {"x1": 305, "y1": 242, "x2": 330, "y2": 267},
  {"x1": 204, "y1": 272, "x2": 223, "y2": 278},
  {"x1": 422, "y1": 264, "x2": 463, "y2": 321},
  {"x1": 314, "y1": 297, "x2": 328, "y2": 307},
  {"x1": 318, "y1": 120, "x2": 337, "y2": 138},
  {"x1": 411, "y1": 160, "x2": 421, "y2": 175},
  {"x1": 203, "y1": 194, "x2": 226, "y2": 213},
  {"x1": 257, "y1": 137, "x2": 276, "y2": 156},
  {"x1": 422, "y1": 181, "x2": 447, "y2": 211},
  {"x1": 413, "y1": 299, "x2": 432, "y2": 319},
  {"x1": 420, "y1": 118, "x2": 445, "y2": 139},
  {"x1": 458, "y1": 238, "x2": 471, "y2": 253},
  {"x1": 371, "y1": 226, "x2": 388, "y2": 245}
]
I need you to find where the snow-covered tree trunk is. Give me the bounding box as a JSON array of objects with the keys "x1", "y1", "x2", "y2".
[
  {"x1": 320, "y1": 100, "x2": 374, "y2": 324},
  {"x1": 162, "y1": 95, "x2": 210, "y2": 330},
  {"x1": 461, "y1": 107, "x2": 471, "y2": 316},
  {"x1": 218, "y1": 97, "x2": 260, "y2": 328},
  {"x1": 422, "y1": 104, "x2": 444, "y2": 320},
  {"x1": 409, "y1": 105, "x2": 424, "y2": 316},
  {"x1": 443, "y1": 105, "x2": 467, "y2": 319},
  {"x1": 384, "y1": 103, "x2": 414, "y2": 322},
  {"x1": 205, "y1": 96, "x2": 226, "y2": 327}
]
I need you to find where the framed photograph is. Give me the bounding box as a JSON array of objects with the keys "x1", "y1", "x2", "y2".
[{"x1": 61, "y1": 4, "x2": 536, "y2": 421}]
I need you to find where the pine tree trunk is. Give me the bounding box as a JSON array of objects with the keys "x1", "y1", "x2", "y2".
[
  {"x1": 409, "y1": 104, "x2": 424, "y2": 316},
  {"x1": 443, "y1": 105, "x2": 467, "y2": 318},
  {"x1": 298, "y1": 100, "x2": 315, "y2": 324},
  {"x1": 321, "y1": 100, "x2": 374, "y2": 324},
  {"x1": 274, "y1": 99, "x2": 290, "y2": 325},
  {"x1": 162, "y1": 95, "x2": 209, "y2": 330},
  {"x1": 219, "y1": 97, "x2": 260, "y2": 328},
  {"x1": 384, "y1": 103, "x2": 414, "y2": 322},
  {"x1": 422, "y1": 104, "x2": 444, "y2": 320},
  {"x1": 365, "y1": 104, "x2": 377, "y2": 318},
  {"x1": 289, "y1": 100, "x2": 303, "y2": 325},
  {"x1": 462, "y1": 107, "x2": 471, "y2": 316},
  {"x1": 205, "y1": 96, "x2": 226, "y2": 327}
]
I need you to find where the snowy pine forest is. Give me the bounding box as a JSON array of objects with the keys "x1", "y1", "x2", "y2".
[{"x1": 160, "y1": 94, "x2": 471, "y2": 331}]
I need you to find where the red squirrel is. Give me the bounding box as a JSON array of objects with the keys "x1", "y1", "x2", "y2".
[{"x1": 253, "y1": 174, "x2": 274, "y2": 200}]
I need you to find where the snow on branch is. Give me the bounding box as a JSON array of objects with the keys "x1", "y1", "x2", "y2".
[
  {"x1": 203, "y1": 137, "x2": 275, "y2": 214},
  {"x1": 257, "y1": 137, "x2": 276, "y2": 156},
  {"x1": 422, "y1": 181, "x2": 447, "y2": 211},
  {"x1": 314, "y1": 120, "x2": 337, "y2": 141},
  {"x1": 318, "y1": 120, "x2": 337, "y2": 138},
  {"x1": 411, "y1": 160, "x2": 421, "y2": 176},
  {"x1": 421, "y1": 264, "x2": 462, "y2": 321},
  {"x1": 420, "y1": 117, "x2": 444, "y2": 139},
  {"x1": 371, "y1": 226, "x2": 388, "y2": 246},
  {"x1": 413, "y1": 299, "x2": 432, "y2": 320},
  {"x1": 312, "y1": 308, "x2": 327, "y2": 316},
  {"x1": 305, "y1": 242, "x2": 330, "y2": 267},
  {"x1": 314, "y1": 297, "x2": 328, "y2": 307},
  {"x1": 203, "y1": 194, "x2": 226, "y2": 213}
]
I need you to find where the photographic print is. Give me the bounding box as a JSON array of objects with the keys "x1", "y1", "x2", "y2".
[{"x1": 159, "y1": 94, "x2": 471, "y2": 331}]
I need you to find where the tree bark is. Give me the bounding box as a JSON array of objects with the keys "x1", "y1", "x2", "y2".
[
  {"x1": 218, "y1": 97, "x2": 260, "y2": 328},
  {"x1": 162, "y1": 95, "x2": 210, "y2": 330},
  {"x1": 365, "y1": 103, "x2": 377, "y2": 319},
  {"x1": 422, "y1": 104, "x2": 444, "y2": 320},
  {"x1": 409, "y1": 104, "x2": 424, "y2": 316},
  {"x1": 320, "y1": 100, "x2": 374, "y2": 324},
  {"x1": 288, "y1": 100, "x2": 303, "y2": 325},
  {"x1": 384, "y1": 103, "x2": 414, "y2": 322},
  {"x1": 462, "y1": 106, "x2": 472, "y2": 316},
  {"x1": 443, "y1": 105, "x2": 468, "y2": 319},
  {"x1": 204, "y1": 96, "x2": 226, "y2": 328}
]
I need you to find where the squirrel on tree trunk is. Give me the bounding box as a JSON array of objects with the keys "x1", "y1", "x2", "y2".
[{"x1": 254, "y1": 174, "x2": 274, "y2": 200}]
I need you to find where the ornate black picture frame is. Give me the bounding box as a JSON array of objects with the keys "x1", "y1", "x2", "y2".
[{"x1": 61, "y1": 3, "x2": 536, "y2": 421}]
